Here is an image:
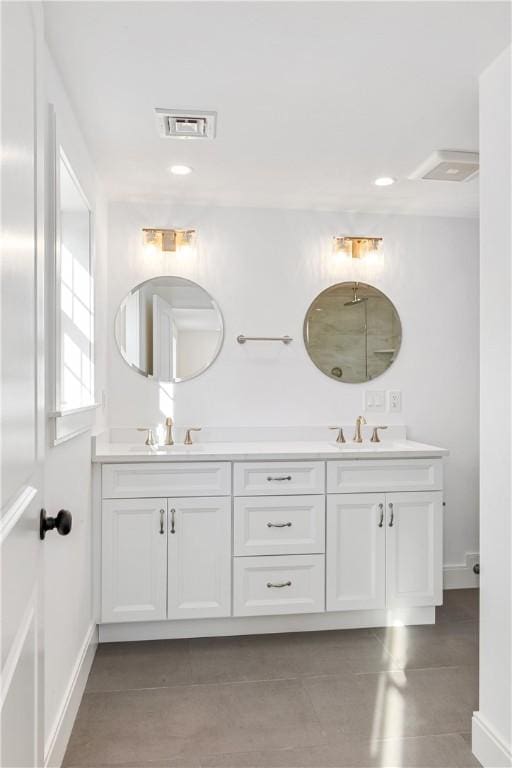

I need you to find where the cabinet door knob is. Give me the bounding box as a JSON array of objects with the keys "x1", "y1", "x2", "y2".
[
  {"x1": 40, "y1": 509, "x2": 72, "y2": 540},
  {"x1": 388, "y1": 503, "x2": 394, "y2": 527},
  {"x1": 378, "y1": 503, "x2": 384, "y2": 527},
  {"x1": 170, "y1": 508, "x2": 176, "y2": 534},
  {"x1": 159, "y1": 509, "x2": 165, "y2": 534}
]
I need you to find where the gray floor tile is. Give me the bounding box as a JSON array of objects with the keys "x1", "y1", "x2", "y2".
[
  {"x1": 65, "y1": 760, "x2": 199, "y2": 768},
  {"x1": 67, "y1": 589, "x2": 480, "y2": 767},
  {"x1": 86, "y1": 640, "x2": 193, "y2": 692},
  {"x1": 436, "y1": 589, "x2": 479, "y2": 624},
  {"x1": 189, "y1": 629, "x2": 396, "y2": 684},
  {"x1": 199, "y1": 733, "x2": 480, "y2": 767},
  {"x1": 374, "y1": 621, "x2": 478, "y2": 670},
  {"x1": 302, "y1": 665, "x2": 478, "y2": 740},
  {"x1": 63, "y1": 679, "x2": 324, "y2": 767}
]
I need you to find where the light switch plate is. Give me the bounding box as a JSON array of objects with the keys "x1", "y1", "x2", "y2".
[
  {"x1": 389, "y1": 390, "x2": 402, "y2": 412},
  {"x1": 364, "y1": 390, "x2": 386, "y2": 412}
]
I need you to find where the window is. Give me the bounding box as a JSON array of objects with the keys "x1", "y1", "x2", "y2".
[{"x1": 57, "y1": 151, "x2": 94, "y2": 411}]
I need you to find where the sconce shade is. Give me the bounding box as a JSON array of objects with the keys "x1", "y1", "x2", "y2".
[
  {"x1": 143, "y1": 228, "x2": 196, "y2": 253},
  {"x1": 333, "y1": 236, "x2": 383, "y2": 259}
]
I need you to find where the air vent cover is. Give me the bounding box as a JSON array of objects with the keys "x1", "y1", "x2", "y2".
[
  {"x1": 409, "y1": 150, "x2": 479, "y2": 182},
  {"x1": 155, "y1": 108, "x2": 217, "y2": 139}
]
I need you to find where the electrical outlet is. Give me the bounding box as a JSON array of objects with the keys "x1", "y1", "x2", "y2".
[
  {"x1": 389, "y1": 390, "x2": 402, "y2": 412},
  {"x1": 364, "y1": 390, "x2": 386, "y2": 412}
]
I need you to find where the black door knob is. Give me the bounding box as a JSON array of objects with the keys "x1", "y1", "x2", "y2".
[{"x1": 40, "y1": 509, "x2": 72, "y2": 540}]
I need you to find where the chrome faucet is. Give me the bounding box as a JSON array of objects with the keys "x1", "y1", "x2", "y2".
[
  {"x1": 164, "y1": 416, "x2": 174, "y2": 446},
  {"x1": 353, "y1": 415, "x2": 367, "y2": 443}
]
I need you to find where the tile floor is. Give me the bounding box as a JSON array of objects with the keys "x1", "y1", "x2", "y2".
[{"x1": 64, "y1": 589, "x2": 479, "y2": 768}]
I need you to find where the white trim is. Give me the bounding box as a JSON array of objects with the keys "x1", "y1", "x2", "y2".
[
  {"x1": 443, "y1": 552, "x2": 480, "y2": 589},
  {"x1": 0, "y1": 486, "x2": 38, "y2": 543},
  {"x1": 0, "y1": 598, "x2": 36, "y2": 707},
  {"x1": 50, "y1": 408, "x2": 96, "y2": 447},
  {"x1": 472, "y1": 712, "x2": 512, "y2": 768},
  {"x1": 99, "y1": 606, "x2": 435, "y2": 643},
  {"x1": 48, "y1": 403, "x2": 100, "y2": 418},
  {"x1": 44, "y1": 623, "x2": 97, "y2": 768}
]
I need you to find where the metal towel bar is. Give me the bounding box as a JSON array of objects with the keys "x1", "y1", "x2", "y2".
[{"x1": 237, "y1": 334, "x2": 293, "y2": 345}]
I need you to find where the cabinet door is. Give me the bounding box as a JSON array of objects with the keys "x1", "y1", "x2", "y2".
[
  {"x1": 386, "y1": 491, "x2": 443, "y2": 608},
  {"x1": 102, "y1": 499, "x2": 167, "y2": 623},
  {"x1": 326, "y1": 494, "x2": 386, "y2": 611},
  {"x1": 168, "y1": 497, "x2": 231, "y2": 619}
]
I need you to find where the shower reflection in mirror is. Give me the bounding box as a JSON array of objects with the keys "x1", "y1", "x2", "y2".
[{"x1": 304, "y1": 281, "x2": 402, "y2": 384}]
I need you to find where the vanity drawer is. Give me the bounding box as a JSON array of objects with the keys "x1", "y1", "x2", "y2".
[
  {"x1": 102, "y1": 462, "x2": 231, "y2": 499},
  {"x1": 233, "y1": 461, "x2": 325, "y2": 496},
  {"x1": 327, "y1": 458, "x2": 443, "y2": 494},
  {"x1": 233, "y1": 554, "x2": 325, "y2": 616},
  {"x1": 234, "y1": 495, "x2": 325, "y2": 556}
]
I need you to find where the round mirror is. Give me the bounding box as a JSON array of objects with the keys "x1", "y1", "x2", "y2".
[
  {"x1": 115, "y1": 276, "x2": 223, "y2": 383},
  {"x1": 303, "y1": 281, "x2": 402, "y2": 383}
]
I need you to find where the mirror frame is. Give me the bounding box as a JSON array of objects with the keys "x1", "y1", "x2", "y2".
[
  {"x1": 114, "y1": 275, "x2": 225, "y2": 383},
  {"x1": 303, "y1": 281, "x2": 402, "y2": 384}
]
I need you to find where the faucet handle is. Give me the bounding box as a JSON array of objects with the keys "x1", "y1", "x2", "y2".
[
  {"x1": 329, "y1": 426, "x2": 346, "y2": 444},
  {"x1": 165, "y1": 416, "x2": 174, "y2": 426},
  {"x1": 184, "y1": 427, "x2": 201, "y2": 445},
  {"x1": 370, "y1": 426, "x2": 388, "y2": 443},
  {"x1": 137, "y1": 427, "x2": 156, "y2": 446}
]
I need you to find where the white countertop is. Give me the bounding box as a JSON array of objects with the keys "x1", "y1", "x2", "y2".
[{"x1": 92, "y1": 438, "x2": 448, "y2": 463}]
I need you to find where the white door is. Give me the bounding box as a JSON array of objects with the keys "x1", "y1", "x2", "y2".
[
  {"x1": 101, "y1": 499, "x2": 168, "y2": 623},
  {"x1": 152, "y1": 294, "x2": 175, "y2": 380},
  {"x1": 386, "y1": 491, "x2": 443, "y2": 608},
  {"x1": 168, "y1": 497, "x2": 231, "y2": 619},
  {"x1": 1, "y1": 3, "x2": 45, "y2": 766},
  {"x1": 326, "y1": 493, "x2": 386, "y2": 611}
]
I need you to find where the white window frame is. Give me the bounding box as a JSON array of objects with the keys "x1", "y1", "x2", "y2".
[{"x1": 47, "y1": 104, "x2": 99, "y2": 445}]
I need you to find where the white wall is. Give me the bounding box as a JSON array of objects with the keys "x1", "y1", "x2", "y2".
[
  {"x1": 43, "y1": 49, "x2": 107, "y2": 764},
  {"x1": 107, "y1": 202, "x2": 479, "y2": 570},
  {"x1": 473, "y1": 45, "x2": 512, "y2": 768}
]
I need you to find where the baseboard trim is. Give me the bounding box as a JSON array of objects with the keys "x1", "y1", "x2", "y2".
[
  {"x1": 472, "y1": 712, "x2": 512, "y2": 767},
  {"x1": 99, "y1": 606, "x2": 435, "y2": 643},
  {"x1": 44, "y1": 623, "x2": 98, "y2": 768},
  {"x1": 444, "y1": 552, "x2": 480, "y2": 589}
]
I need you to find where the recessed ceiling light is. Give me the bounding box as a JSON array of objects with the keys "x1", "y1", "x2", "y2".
[
  {"x1": 374, "y1": 176, "x2": 396, "y2": 187},
  {"x1": 170, "y1": 164, "x2": 193, "y2": 176}
]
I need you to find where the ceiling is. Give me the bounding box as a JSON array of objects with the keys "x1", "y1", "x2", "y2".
[{"x1": 43, "y1": 1, "x2": 511, "y2": 217}]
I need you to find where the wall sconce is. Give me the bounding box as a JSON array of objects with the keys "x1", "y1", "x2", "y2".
[
  {"x1": 333, "y1": 236, "x2": 383, "y2": 259},
  {"x1": 142, "y1": 228, "x2": 197, "y2": 254}
]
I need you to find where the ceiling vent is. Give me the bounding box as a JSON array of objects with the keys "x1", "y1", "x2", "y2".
[
  {"x1": 409, "y1": 150, "x2": 479, "y2": 182},
  {"x1": 155, "y1": 108, "x2": 217, "y2": 140}
]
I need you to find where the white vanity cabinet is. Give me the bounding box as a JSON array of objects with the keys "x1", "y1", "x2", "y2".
[
  {"x1": 385, "y1": 491, "x2": 443, "y2": 608},
  {"x1": 326, "y1": 458, "x2": 443, "y2": 613},
  {"x1": 167, "y1": 496, "x2": 231, "y2": 619},
  {"x1": 232, "y1": 461, "x2": 326, "y2": 616},
  {"x1": 326, "y1": 494, "x2": 386, "y2": 612},
  {"x1": 96, "y1": 447, "x2": 445, "y2": 640},
  {"x1": 326, "y1": 490, "x2": 443, "y2": 612},
  {"x1": 101, "y1": 498, "x2": 168, "y2": 623},
  {"x1": 100, "y1": 462, "x2": 232, "y2": 624}
]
